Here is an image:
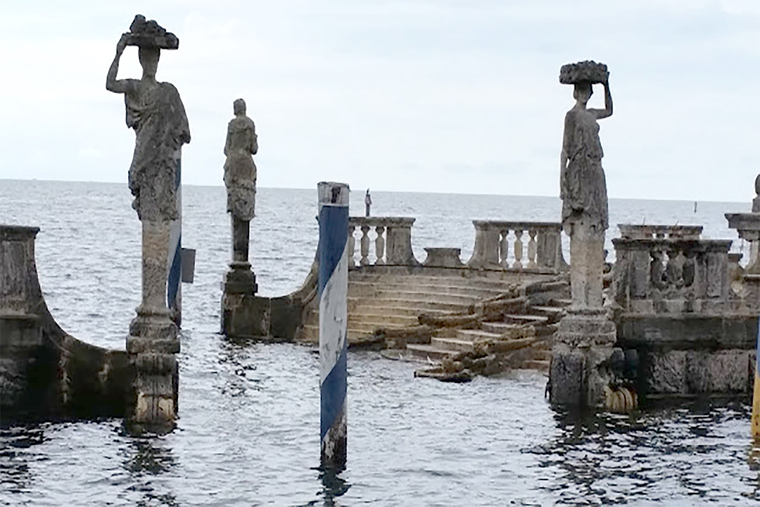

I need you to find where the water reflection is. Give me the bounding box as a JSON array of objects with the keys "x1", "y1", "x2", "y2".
[
  {"x1": 217, "y1": 336, "x2": 259, "y2": 399},
  {"x1": 0, "y1": 423, "x2": 45, "y2": 495},
  {"x1": 122, "y1": 432, "x2": 178, "y2": 506},
  {"x1": 299, "y1": 466, "x2": 351, "y2": 507},
  {"x1": 530, "y1": 401, "x2": 755, "y2": 503}
]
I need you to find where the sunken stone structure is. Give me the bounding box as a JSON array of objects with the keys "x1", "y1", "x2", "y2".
[
  {"x1": 220, "y1": 99, "x2": 263, "y2": 339},
  {"x1": 106, "y1": 15, "x2": 189, "y2": 428},
  {"x1": 0, "y1": 226, "x2": 131, "y2": 420}
]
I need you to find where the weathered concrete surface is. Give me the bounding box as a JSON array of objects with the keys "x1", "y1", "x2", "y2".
[
  {"x1": 618, "y1": 314, "x2": 756, "y2": 396},
  {"x1": 1, "y1": 225, "x2": 132, "y2": 420}
]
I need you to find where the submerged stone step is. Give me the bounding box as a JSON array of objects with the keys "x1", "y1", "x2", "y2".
[
  {"x1": 349, "y1": 298, "x2": 473, "y2": 313},
  {"x1": 349, "y1": 283, "x2": 507, "y2": 299},
  {"x1": 480, "y1": 321, "x2": 523, "y2": 335},
  {"x1": 350, "y1": 306, "x2": 456, "y2": 318},
  {"x1": 405, "y1": 343, "x2": 456, "y2": 362},
  {"x1": 369, "y1": 290, "x2": 483, "y2": 305},
  {"x1": 522, "y1": 359, "x2": 550, "y2": 372},
  {"x1": 456, "y1": 329, "x2": 504, "y2": 342},
  {"x1": 503, "y1": 314, "x2": 549, "y2": 325},
  {"x1": 349, "y1": 273, "x2": 520, "y2": 289},
  {"x1": 531, "y1": 306, "x2": 566, "y2": 317},
  {"x1": 349, "y1": 314, "x2": 419, "y2": 326},
  {"x1": 430, "y1": 336, "x2": 475, "y2": 352}
]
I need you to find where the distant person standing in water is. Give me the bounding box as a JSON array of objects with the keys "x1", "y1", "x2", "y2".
[{"x1": 365, "y1": 189, "x2": 372, "y2": 217}]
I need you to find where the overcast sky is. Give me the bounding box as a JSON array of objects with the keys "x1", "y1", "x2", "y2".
[{"x1": 1, "y1": 0, "x2": 759, "y2": 201}]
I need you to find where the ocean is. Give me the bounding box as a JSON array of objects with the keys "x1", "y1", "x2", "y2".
[{"x1": 1, "y1": 179, "x2": 759, "y2": 506}]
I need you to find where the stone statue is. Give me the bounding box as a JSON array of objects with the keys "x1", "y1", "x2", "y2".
[
  {"x1": 105, "y1": 15, "x2": 189, "y2": 429},
  {"x1": 560, "y1": 61, "x2": 612, "y2": 231},
  {"x1": 551, "y1": 61, "x2": 618, "y2": 409},
  {"x1": 224, "y1": 98, "x2": 258, "y2": 264},
  {"x1": 220, "y1": 100, "x2": 260, "y2": 337},
  {"x1": 106, "y1": 15, "x2": 191, "y2": 221}
]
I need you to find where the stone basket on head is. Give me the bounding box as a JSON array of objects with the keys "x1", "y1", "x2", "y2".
[
  {"x1": 124, "y1": 14, "x2": 179, "y2": 49},
  {"x1": 559, "y1": 60, "x2": 608, "y2": 85}
]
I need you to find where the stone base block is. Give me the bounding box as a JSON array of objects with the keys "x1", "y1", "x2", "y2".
[
  {"x1": 221, "y1": 292, "x2": 270, "y2": 338},
  {"x1": 126, "y1": 308, "x2": 179, "y2": 430},
  {"x1": 646, "y1": 349, "x2": 751, "y2": 395},
  {"x1": 423, "y1": 248, "x2": 463, "y2": 268},
  {"x1": 224, "y1": 265, "x2": 257, "y2": 295},
  {"x1": 549, "y1": 345, "x2": 586, "y2": 406},
  {"x1": 550, "y1": 309, "x2": 618, "y2": 407},
  {"x1": 555, "y1": 309, "x2": 616, "y2": 348}
]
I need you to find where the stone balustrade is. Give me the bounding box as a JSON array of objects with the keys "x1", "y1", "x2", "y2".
[
  {"x1": 612, "y1": 237, "x2": 731, "y2": 314},
  {"x1": 347, "y1": 217, "x2": 418, "y2": 267},
  {"x1": 466, "y1": 221, "x2": 567, "y2": 272},
  {"x1": 618, "y1": 224, "x2": 703, "y2": 240}
]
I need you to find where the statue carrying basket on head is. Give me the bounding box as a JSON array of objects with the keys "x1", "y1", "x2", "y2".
[
  {"x1": 105, "y1": 14, "x2": 190, "y2": 222},
  {"x1": 559, "y1": 60, "x2": 612, "y2": 231}
]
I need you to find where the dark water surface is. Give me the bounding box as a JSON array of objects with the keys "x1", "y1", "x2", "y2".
[{"x1": 1, "y1": 180, "x2": 759, "y2": 505}]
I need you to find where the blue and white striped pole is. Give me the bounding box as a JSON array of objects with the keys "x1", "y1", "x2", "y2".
[
  {"x1": 167, "y1": 149, "x2": 182, "y2": 326},
  {"x1": 318, "y1": 181, "x2": 349, "y2": 470}
]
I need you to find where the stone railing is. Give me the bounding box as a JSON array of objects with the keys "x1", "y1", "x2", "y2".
[
  {"x1": 348, "y1": 217, "x2": 418, "y2": 267},
  {"x1": 612, "y1": 237, "x2": 731, "y2": 314},
  {"x1": 618, "y1": 224, "x2": 703, "y2": 240},
  {"x1": 466, "y1": 221, "x2": 567, "y2": 271}
]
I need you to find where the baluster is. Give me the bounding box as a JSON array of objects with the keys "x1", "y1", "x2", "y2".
[
  {"x1": 513, "y1": 229, "x2": 524, "y2": 269},
  {"x1": 360, "y1": 225, "x2": 370, "y2": 266},
  {"x1": 499, "y1": 228, "x2": 509, "y2": 268},
  {"x1": 527, "y1": 229, "x2": 538, "y2": 269},
  {"x1": 375, "y1": 225, "x2": 386, "y2": 265},
  {"x1": 347, "y1": 224, "x2": 356, "y2": 267}
]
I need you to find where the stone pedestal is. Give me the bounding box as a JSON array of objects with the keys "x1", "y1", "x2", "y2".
[
  {"x1": 221, "y1": 260, "x2": 268, "y2": 338},
  {"x1": 551, "y1": 217, "x2": 618, "y2": 408},
  {"x1": 127, "y1": 219, "x2": 180, "y2": 430},
  {"x1": 220, "y1": 214, "x2": 268, "y2": 338},
  {"x1": 566, "y1": 217, "x2": 605, "y2": 308},
  {"x1": 551, "y1": 308, "x2": 617, "y2": 407}
]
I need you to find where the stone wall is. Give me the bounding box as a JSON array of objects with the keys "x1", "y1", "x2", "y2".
[
  {"x1": 617, "y1": 314, "x2": 756, "y2": 397},
  {"x1": 1, "y1": 225, "x2": 132, "y2": 420}
]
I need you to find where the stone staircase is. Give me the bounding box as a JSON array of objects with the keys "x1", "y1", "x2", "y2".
[
  {"x1": 403, "y1": 301, "x2": 568, "y2": 372},
  {"x1": 299, "y1": 271, "x2": 530, "y2": 343}
]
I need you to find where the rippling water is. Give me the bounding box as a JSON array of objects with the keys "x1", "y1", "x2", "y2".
[{"x1": 1, "y1": 179, "x2": 759, "y2": 505}]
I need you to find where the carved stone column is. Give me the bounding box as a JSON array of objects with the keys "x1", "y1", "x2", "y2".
[
  {"x1": 126, "y1": 218, "x2": 180, "y2": 429},
  {"x1": 551, "y1": 217, "x2": 617, "y2": 408}
]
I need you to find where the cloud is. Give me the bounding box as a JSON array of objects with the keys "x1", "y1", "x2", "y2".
[{"x1": 1, "y1": 0, "x2": 759, "y2": 203}]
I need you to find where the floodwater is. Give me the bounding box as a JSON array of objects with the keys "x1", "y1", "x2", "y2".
[{"x1": 1, "y1": 180, "x2": 759, "y2": 505}]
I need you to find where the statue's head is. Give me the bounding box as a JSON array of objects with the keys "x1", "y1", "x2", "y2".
[
  {"x1": 233, "y1": 98, "x2": 246, "y2": 116},
  {"x1": 573, "y1": 81, "x2": 593, "y2": 104},
  {"x1": 138, "y1": 46, "x2": 160, "y2": 78}
]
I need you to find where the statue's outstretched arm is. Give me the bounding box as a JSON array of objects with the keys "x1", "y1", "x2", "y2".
[
  {"x1": 106, "y1": 34, "x2": 131, "y2": 94},
  {"x1": 592, "y1": 81, "x2": 613, "y2": 120}
]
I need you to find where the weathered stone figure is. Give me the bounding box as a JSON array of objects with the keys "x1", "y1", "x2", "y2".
[
  {"x1": 224, "y1": 98, "x2": 258, "y2": 264},
  {"x1": 106, "y1": 15, "x2": 189, "y2": 429},
  {"x1": 551, "y1": 61, "x2": 618, "y2": 408},
  {"x1": 559, "y1": 61, "x2": 612, "y2": 309},
  {"x1": 560, "y1": 78, "x2": 612, "y2": 232},
  {"x1": 220, "y1": 99, "x2": 261, "y2": 338}
]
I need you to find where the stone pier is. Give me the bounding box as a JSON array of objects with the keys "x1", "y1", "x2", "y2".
[{"x1": 0, "y1": 225, "x2": 131, "y2": 419}]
